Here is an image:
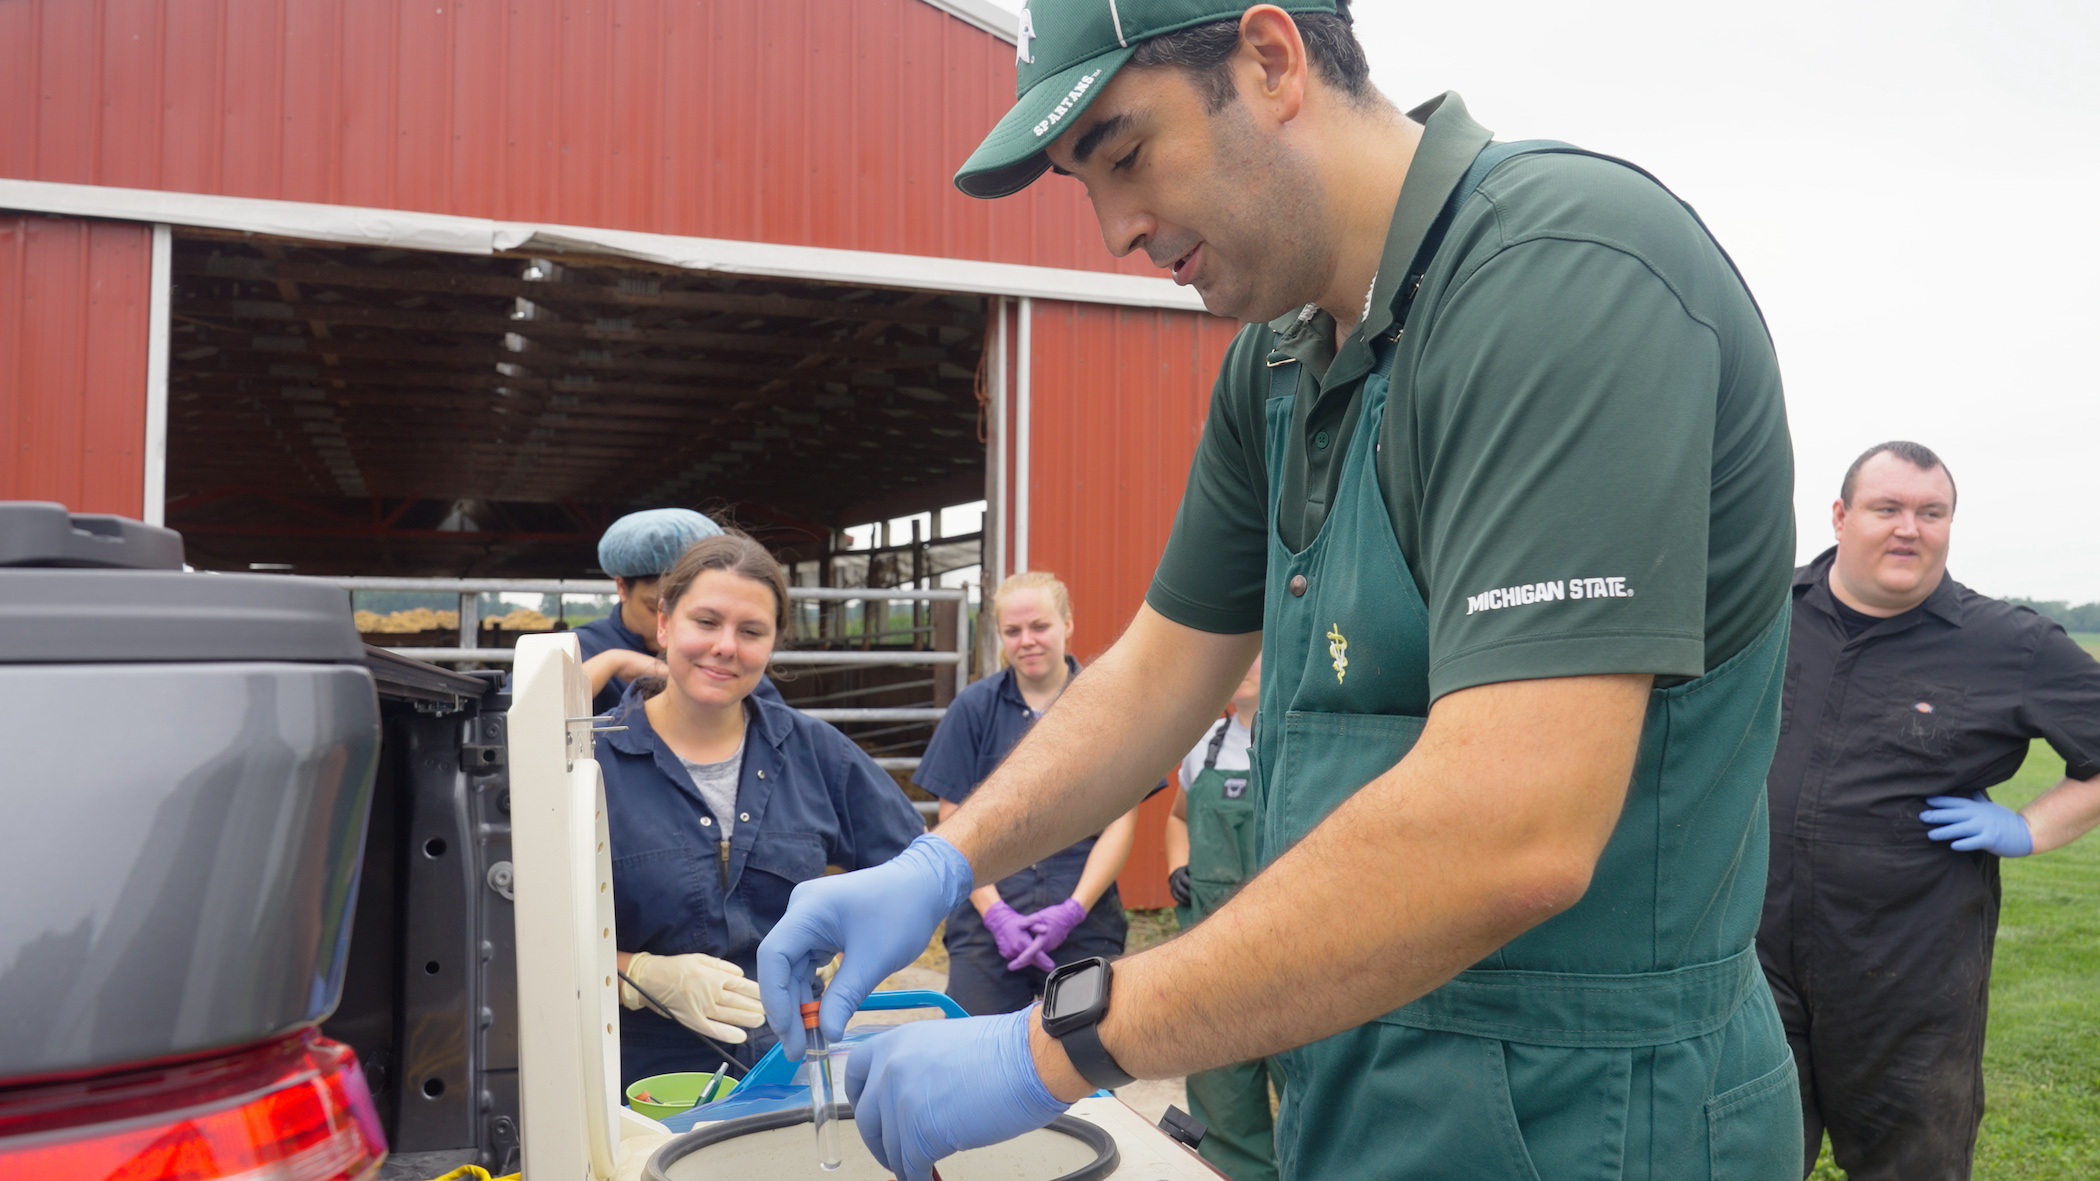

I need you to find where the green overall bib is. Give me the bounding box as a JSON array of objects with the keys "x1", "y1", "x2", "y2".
[
  {"x1": 1180, "y1": 718, "x2": 1280, "y2": 1181},
  {"x1": 1183, "y1": 717, "x2": 1261, "y2": 925},
  {"x1": 1251, "y1": 150, "x2": 1801, "y2": 1181}
]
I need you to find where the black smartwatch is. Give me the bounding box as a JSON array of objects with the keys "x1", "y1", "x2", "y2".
[{"x1": 1041, "y1": 957, "x2": 1134, "y2": 1090}]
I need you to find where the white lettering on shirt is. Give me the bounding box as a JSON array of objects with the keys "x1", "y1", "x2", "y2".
[{"x1": 1465, "y1": 576, "x2": 1634, "y2": 616}]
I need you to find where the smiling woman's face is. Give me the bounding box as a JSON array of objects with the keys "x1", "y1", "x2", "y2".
[{"x1": 655, "y1": 569, "x2": 779, "y2": 709}]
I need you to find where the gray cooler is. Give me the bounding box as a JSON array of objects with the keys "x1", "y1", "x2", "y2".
[{"x1": 0, "y1": 502, "x2": 380, "y2": 1084}]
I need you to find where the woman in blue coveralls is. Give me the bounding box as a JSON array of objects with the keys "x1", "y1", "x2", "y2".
[
  {"x1": 915, "y1": 571, "x2": 1143, "y2": 1015},
  {"x1": 600, "y1": 531, "x2": 924, "y2": 1088}
]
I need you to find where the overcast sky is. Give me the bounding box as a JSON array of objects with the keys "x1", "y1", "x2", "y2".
[{"x1": 987, "y1": 1, "x2": 2100, "y2": 602}]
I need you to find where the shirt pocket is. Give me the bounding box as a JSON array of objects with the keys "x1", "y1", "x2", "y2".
[
  {"x1": 739, "y1": 830, "x2": 830, "y2": 939},
  {"x1": 612, "y1": 845, "x2": 720, "y2": 955},
  {"x1": 1868, "y1": 681, "x2": 1967, "y2": 764}
]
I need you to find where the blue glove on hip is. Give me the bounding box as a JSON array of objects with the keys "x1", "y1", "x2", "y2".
[
  {"x1": 845, "y1": 1008, "x2": 1071, "y2": 1181},
  {"x1": 1921, "y1": 793, "x2": 2034, "y2": 857},
  {"x1": 757, "y1": 834, "x2": 973, "y2": 1061}
]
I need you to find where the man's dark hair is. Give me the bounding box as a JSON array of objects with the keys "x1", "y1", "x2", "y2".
[
  {"x1": 1128, "y1": 2, "x2": 1375, "y2": 113},
  {"x1": 1840, "y1": 440, "x2": 1958, "y2": 508}
]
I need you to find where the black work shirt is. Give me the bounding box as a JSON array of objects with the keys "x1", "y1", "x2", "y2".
[{"x1": 1769, "y1": 547, "x2": 2100, "y2": 849}]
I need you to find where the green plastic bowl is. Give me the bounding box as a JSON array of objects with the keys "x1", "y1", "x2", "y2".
[{"x1": 626, "y1": 1071, "x2": 736, "y2": 1121}]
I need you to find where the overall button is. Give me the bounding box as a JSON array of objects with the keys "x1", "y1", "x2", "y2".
[{"x1": 1289, "y1": 574, "x2": 1308, "y2": 597}]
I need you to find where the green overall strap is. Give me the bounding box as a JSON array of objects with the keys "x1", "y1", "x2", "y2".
[{"x1": 1201, "y1": 716, "x2": 1232, "y2": 773}]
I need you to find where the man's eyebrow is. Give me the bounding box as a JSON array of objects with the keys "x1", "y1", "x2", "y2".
[{"x1": 1068, "y1": 113, "x2": 1133, "y2": 167}]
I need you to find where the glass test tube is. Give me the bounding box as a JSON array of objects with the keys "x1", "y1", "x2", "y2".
[{"x1": 802, "y1": 1000, "x2": 843, "y2": 1171}]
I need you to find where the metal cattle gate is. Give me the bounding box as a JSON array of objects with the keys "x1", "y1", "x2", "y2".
[{"x1": 333, "y1": 577, "x2": 968, "y2": 815}]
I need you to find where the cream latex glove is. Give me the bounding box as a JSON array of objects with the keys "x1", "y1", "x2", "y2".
[{"x1": 620, "y1": 951, "x2": 766, "y2": 1042}]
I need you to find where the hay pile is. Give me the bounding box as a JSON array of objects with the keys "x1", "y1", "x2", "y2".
[
  {"x1": 486, "y1": 608, "x2": 554, "y2": 631},
  {"x1": 354, "y1": 608, "x2": 459, "y2": 633},
  {"x1": 353, "y1": 606, "x2": 555, "y2": 633}
]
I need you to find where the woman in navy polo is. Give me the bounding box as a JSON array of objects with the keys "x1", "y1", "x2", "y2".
[
  {"x1": 600, "y1": 531, "x2": 923, "y2": 1086},
  {"x1": 915, "y1": 571, "x2": 1142, "y2": 1015}
]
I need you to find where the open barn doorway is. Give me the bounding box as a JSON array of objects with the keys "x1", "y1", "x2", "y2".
[
  {"x1": 161, "y1": 230, "x2": 995, "y2": 761},
  {"x1": 163, "y1": 231, "x2": 989, "y2": 578}
]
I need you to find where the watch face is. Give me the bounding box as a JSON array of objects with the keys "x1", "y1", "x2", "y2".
[{"x1": 1048, "y1": 965, "x2": 1104, "y2": 1018}]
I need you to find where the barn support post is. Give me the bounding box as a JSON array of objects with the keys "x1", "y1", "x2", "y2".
[
  {"x1": 988, "y1": 296, "x2": 1008, "y2": 589},
  {"x1": 1015, "y1": 296, "x2": 1032, "y2": 575},
  {"x1": 142, "y1": 225, "x2": 172, "y2": 526}
]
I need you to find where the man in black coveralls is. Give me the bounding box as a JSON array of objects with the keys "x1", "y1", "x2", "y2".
[{"x1": 1761, "y1": 440, "x2": 2100, "y2": 1179}]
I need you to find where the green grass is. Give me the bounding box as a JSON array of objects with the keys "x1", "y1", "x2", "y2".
[
  {"x1": 2072, "y1": 634, "x2": 2100, "y2": 658},
  {"x1": 1811, "y1": 739, "x2": 2100, "y2": 1179},
  {"x1": 1125, "y1": 907, "x2": 1180, "y2": 955}
]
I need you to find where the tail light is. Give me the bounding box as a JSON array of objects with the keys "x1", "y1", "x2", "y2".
[{"x1": 0, "y1": 1030, "x2": 386, "y2": 1181}]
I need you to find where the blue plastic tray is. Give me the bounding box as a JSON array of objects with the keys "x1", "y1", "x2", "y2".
[{"x1": 659, "y1": 989, "x2": 966, "y2": 1132}]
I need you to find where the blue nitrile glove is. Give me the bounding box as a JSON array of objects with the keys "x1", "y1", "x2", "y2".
[
  {"x1": 756, "y1": 834, "x2": 973, "y2": 1061},
  {"x1": 846, "y1": 1008, "x2": 1071, "y2": 1181},
  {"x1": 1922, "y1": 793, "x2": 2034, "y2": 857}
]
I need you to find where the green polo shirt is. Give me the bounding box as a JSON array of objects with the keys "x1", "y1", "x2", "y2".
[{"x1": 1146, "y1": 93, "x2": 1794, "y2": 699}]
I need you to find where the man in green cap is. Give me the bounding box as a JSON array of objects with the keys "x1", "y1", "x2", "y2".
[{"x1": 759, "y1": 4, "x2": 1802, "y2": 1179}]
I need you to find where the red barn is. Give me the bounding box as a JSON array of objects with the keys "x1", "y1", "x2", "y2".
[{"x1": 0, "y1": 0, "x2": 1238, "y2": 906}]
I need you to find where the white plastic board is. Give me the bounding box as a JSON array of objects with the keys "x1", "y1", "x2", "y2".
[{"x1": 510, "y1": 633, "x2": 624, "y2": 1181}]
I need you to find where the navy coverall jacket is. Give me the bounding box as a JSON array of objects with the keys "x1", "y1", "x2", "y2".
[{"x1": 600, "y1": 681, "x2": 922, "y2": 1083}]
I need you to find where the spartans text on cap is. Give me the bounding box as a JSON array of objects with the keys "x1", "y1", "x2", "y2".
[
  {"x1": 1466, "y1": 577, "x2": 1634, "y2": 616},
  {"x1": 1033, "y1": 69, "x2": 1103, "y2": 138}
]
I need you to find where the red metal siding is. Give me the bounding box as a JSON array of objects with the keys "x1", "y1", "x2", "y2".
[
  {"x1": 0, "y1": 0, "x2": 1149, "y2": 278},
  {"x1": 1027, "y1": 300, "x2": 1243, "y2": 909},
  {"x1": 0, "y1": 216, "x2": 152, "y2": 515}
]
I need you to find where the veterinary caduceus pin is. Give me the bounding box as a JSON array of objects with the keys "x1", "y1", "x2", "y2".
[{"x1": 1326, "y1": 624, "x2": 1349, "y2": 685}]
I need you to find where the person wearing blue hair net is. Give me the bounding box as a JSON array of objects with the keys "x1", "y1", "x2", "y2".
[{"x1": 579, "y1": 508, "x2": 781, "y2": 716}]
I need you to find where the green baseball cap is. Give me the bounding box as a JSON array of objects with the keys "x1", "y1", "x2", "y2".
[{"x1": 955, "y1": 0, "x2": 1339, "y2": 199}]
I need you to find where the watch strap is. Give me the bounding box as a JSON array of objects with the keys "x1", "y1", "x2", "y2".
[{"x1": 1056, "y1": 1014, "x2": 1134, "y2": 1090}]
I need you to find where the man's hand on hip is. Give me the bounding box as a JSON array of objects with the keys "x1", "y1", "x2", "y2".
[
  {"x1": 1922, "y1": 793, "x2": 2034, "y2": 857},
  {"x1": 844, "y1": 1008, "x2": 1071, "y2": 1181},
  {"x1": 756, "y1": 834, "x2": 973, "y2": 1059}
]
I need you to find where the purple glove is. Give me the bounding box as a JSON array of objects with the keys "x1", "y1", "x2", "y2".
[
  {"x1": 981, "y1": 901, "x2": 1038, "y2": 971},
  {"x1": 1006, "y1": 934, "x2": 1054, "y2": 974},
  {"x1": 1009, "y1": 899, "x2": 1090, "y2": 973}
]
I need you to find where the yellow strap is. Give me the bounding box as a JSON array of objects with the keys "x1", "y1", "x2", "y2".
[{"x1": 426, "y1": 1167, "x2": 520, "y2": 1181}]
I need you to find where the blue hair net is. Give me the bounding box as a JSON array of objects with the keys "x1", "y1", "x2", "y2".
[{"x1": 597, "y1": 508, "x2": 723, "y2": 578}]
